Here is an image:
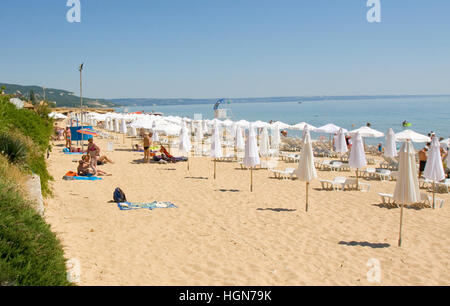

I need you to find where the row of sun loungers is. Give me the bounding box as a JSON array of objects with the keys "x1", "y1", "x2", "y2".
[
  {"x1": 320, "y1": 177, "x2": 371, "y2": 192},
  {"x1": 378, "y1": 193, "x2": 445, "y2": 208}
]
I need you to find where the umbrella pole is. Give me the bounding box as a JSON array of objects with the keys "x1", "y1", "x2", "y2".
[
  {"x1": 306, "y1": 182, "x2": 309, "y2": 212},
  {"x1": 251, "y1": 167, "x2": 253, "y2": 192},
  {"x1": 356, "y1": 169, "x2": 359, "y2": 189},
  {"x1": 432, "y1": 181, "x2": 435, "y2": 209},
  {"x1": 214, "y1": 159, "x2": 216, "y2": 179},
  {"x1": 123, "y1": 133, "x2": 125, "y2": 144},
  {"x1": 398, "y1": 201, "x2": 404, "y2": 247},
  {"x1": 187, "y1": 157, "x2": 190, "y2": 172}
]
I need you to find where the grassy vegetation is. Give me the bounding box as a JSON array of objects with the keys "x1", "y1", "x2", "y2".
[
  {"x1": 0, "y1": 95, "x2": 54, "y2": 196},
  {"x1": 0, "y1": 95, "x2": 71, "y2": 286}
]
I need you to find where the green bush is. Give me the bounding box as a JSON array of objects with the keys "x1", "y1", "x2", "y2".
[
  {"x1": 0, "y1": 132, "x2": 28, "y2": 164},
  {"x1": 0, "y1": 178, "x2": 72, "y2": 286},
  {"x1": 0, "y1": 95, "x2": 54, "y2": 195}
]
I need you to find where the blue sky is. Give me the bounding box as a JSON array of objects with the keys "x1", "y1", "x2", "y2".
[{"x1": 0, "y1": 0, "x2": 449, "y2": 99}]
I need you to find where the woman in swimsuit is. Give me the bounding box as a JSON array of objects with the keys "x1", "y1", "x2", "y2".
[{"x1": 87, "y1": 138, "x2": 100, "y2": 172}]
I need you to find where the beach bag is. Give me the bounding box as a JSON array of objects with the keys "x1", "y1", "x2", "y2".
[
  {"x1": 63, "y1": 171, "x2": 78, "y2": 180},
  {"x1": 113, "y1": 187, "x2": 127, "y2": 203},
  {"x1": 63, "y1": 148, "x2": 70, "y2": 153}
]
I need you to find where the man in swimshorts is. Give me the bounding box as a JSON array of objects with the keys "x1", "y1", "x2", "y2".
[
  {"x1": 418, "y1": 147, "x2": 428, "y2": 178},
  {"x1": 143, "y1": 132, "x2": 152, "y2": 163}
]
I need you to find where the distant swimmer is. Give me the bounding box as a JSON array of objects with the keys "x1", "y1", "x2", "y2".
[{"x1": 402, "y1": 120, "x2": 411, "y2": 127}]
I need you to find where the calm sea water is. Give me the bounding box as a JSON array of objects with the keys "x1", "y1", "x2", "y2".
[{"x1": 117, "y1": 96, "x2": 450, "y2": 145}]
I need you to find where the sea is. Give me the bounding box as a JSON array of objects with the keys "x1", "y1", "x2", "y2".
[{"x1": 116, "y1": 96, "x2": 450, "y2": 146}]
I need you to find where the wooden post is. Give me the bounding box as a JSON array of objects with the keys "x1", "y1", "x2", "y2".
[
  {"x1": 306, "y1": 182, "x2": 309, "y2": 212},
  {"x1": 432, "y1": 181, "x2": 435, "y2": 209},
  {"x1": 398, "y1": 202, "x2": 404, "y2": 247},
  {"x1": 250, "y1": 167, "x2": 253, "y2": 192}
]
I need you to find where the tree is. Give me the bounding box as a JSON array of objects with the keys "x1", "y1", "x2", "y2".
[
  {"x1": 29, "y1": 89, "x2": 36, "y2": 105},
  {"x1": 1, "y1": 85, "x2": 6, "y2": 94}
]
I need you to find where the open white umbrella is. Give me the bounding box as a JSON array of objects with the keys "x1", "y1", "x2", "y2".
[
  {"x1": 211, "y1": 123, "x2": 222, "y2": 179},
  {"x1": 393, "y1": 140, "x2": 421, "y2": 247},
  {"x1": 270, "y1": 121, "x2": 291, "y2": 130},
  {"x1": 179, "y1": 120, "x2": 192, "y2": 171},
  {"x1": 243, "y1": 124, "x2": 260, "y2": 192},
  {"x1": 314, "y1": 123, "x2": 347, "y2": 134},
  {"x1": 294, "y1": 129, "x2": 317, "y2": 212},
  {"x1": 348, "y1": 126, "x2": 384, "y2": 138},
  {"x1": 423, "y1": 137, "x2": 445, "y2": 209},
  {"x1": 292, "y1": 122, "x2": 317, "y2": 131},
  {"x1": 348, "y1": 132, "x2": 367, "y2": 186},
  {"x1": 335, "y1": 128, "x2": 348, "y2": 154},
  {"x1": 384, "y1": 128, "x2": 398, "y2": 158},
  {"x1": 395, "y1": 130, "x2": 431, "y2": 143}
]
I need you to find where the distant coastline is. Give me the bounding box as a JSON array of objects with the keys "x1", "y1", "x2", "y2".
[{"x1": 111, "y1": 94, "x2": 450, "y2": 107}]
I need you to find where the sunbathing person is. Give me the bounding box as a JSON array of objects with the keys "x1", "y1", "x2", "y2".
[
  {"x1": 79, "y1": 155, "x2": 111, "y2": 176},
  {"x1": 97, "y1": 155, "x2": 114, "y2": 165},
  {"x1": 133, "y1": 144, "x2": 144, "y2": 151}
]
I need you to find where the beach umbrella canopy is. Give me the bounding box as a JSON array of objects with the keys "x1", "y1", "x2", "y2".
[
  {"x1": 243, "y1": 124, "x2": 260, "y2": 192},
  {"x1": 211, "y1": 123, "x2": 223, "y2": 158},
  {"x1": 295, "y1": 128, "x2": 317, "y2": 212},
  {"x1": 349, "y1": 132, "x2": 367, "y2": 169},
  {"x1": 235, "y1": 125, "x2": 245, "y2": 150},
  {"x1": 9, "y1": 98, "x2": 24, "y2": 109},
  {"x1": 271, "y1": 121, "x2": 291, "y2": 130},
  {"x1": 179, "y1": 120, "x2": 191, "y2": 155},
  {"x1": 440, "y1": 138, "x2": 449, "y2": 149},
  {"x1": 395, "y1": 129, "x2": 431, "y2": 143},
  {"x1": 49, "y1": 112, "x2": 68, "y2": 120},
  {"x1": 151, "y1": 130, "x2": 160, "y2": 142},
  {"x1": 292, "y1": 122, "x2": 317, "y2": 131},
  {"x1": 195, "y1": 121, "x2": 203, "y2": 142},
  {"x1": 252, "y1": 120, "x2": 270, "y2": 128},
  {"x1": 236, "y1": 120, "x2": 250, "y2": 128},
  {"x1": 114, "y1": 119, "x2": 120, "y2": 132},
  {"x1": 259, "y1": 127, "x2": 270, "y2": 157},
  {"x1": 271, "y1": 125, "x2": 281, "y2": 148},
  {"x1": 335, "y1": 128, "x2": 348, "y2": 154},
  {"x1": 423, "y1": 137, "x2": 445, "y2": 183},
  {"x1": 243, "y1": 124, "x2": 260, "y2": 167},
  {"x1": 295, "y1": 129, "x2": 317, "y2": 182},
  {"x1": 393, "y1": 140, "x2": 421, "y2": 247},
  {"x1": 76, "y1": 128, "x2": 98, "y2": 137},
  {"x1": 348, "y1": 126, "x2": 384, "y2": 138},
  {"x1": 120, "y1": 119, "x2": 127, "y2": 134},
  {"x1": 314, "y1": 124, "x2": 347, "y2": 134},
  {"x1": 384, "y1": 128, "x2": 398, "y2": 158}
]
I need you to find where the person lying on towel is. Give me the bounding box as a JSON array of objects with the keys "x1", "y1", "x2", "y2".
[
  {"x1": 156, "y1": 146, "x2": 188, "y2": 163},
  {"x1": 78, "y1": 155, "x2": 111, "y2": 176}
]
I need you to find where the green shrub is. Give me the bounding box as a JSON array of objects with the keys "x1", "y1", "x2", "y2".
[
  {"x1": 0, "y1": 178, "x2": 72, "y2": 286},
  {"x1": 0, "y1": 132, "x2": 28, "y2": 164}
]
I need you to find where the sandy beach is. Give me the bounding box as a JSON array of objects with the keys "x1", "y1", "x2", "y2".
[{"x1": 44, "y1": 135, "x2": 450, "y2": 286}]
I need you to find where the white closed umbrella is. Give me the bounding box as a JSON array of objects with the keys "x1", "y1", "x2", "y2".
[
  {"x1": 294, "y1": 129, "x2": 317, "y2": 212},
  {"x1": 179, "y1": 120, "x2": 192, "y2": 171},
  {"x1": 423, "y1": 137, "x2": 446, "y2": 209},
  {"x1": 393, "y1": 140, "x2": 421, "y2": 247},
  {"x1": 114, "y1": 119, "x2": 120, "y2": 133},
  {"x1": 348, "y1": 132, "x2": 367, "y2": 186},
  {"x1": 395, "y1": 129, "x2": 431, "y2": 143},
  {"x1": 384, "y1": 128, "x2": 398, "y2": 158},
  {"x1": 235, "y1": 125, "x2": 245, "y2": 151},
  {"x1": 271, "y1": 125, "x2": 281, "y2": 149},
  {"x1": 211, "y1": 123, "x2": 222, "y2": 179},
  {"x1": 120, "y1": 119, "x2": 127, "y2": 143},
  {"x1": 259, "y1": 127, "x2": 270, "y2": 157},
  {"x1": 243, "y1": 124, "x2": 260, "y2": 192},
  {"x1": 335, "y1": 128, "x2": 348, "y2": 154}
]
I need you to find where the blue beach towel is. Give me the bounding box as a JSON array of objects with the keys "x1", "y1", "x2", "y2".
[
  {"x1": 117, "y1": 201, "x2": 177, "y2": 211},
  {"x1": 63, "y1": 176, "x2": 103, "y2": 181},
  {"x1": 64, "y1": 152, "x2": 84, "y2": 155}
]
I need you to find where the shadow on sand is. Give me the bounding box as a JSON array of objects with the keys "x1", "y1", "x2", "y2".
[
  {"x1": 215, "y1": 189, "x2": 240, "y2": 193},
  {"x1": 338, "y1": 241, "x2": 390, "y2": 249},
  {"x1": 185, "y1": 177, "x2": 209, "y2": 180},
  {"x1": 257, "y1": 208, "x2": 297, "y2": 212}
]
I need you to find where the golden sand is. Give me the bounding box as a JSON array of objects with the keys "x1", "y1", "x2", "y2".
[{"x1": 44, "y1": 135, "x2": 450, "y2": 286}]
